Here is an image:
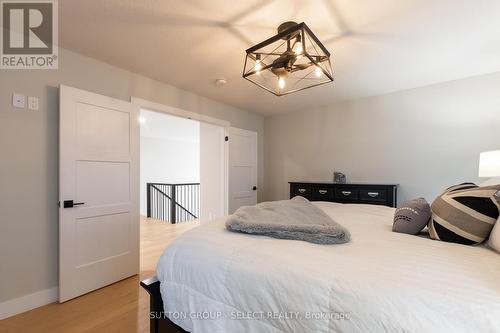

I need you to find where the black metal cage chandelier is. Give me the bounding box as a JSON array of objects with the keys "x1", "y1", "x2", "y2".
[{"x1": 243, "y1": 21, "x2": 333, "y2": 96}]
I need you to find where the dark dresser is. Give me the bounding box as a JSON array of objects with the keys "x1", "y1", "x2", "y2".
[{"x1": 289, "y1": 181, "x2": 398, "y2": 208}]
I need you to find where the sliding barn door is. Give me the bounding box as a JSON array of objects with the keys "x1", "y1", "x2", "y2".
[
  {"x1": 228, "y1": 127, "x2": 258, "y2": 214},
  {"x1": 59, "y1": 85, "x2": 139, "y2": 302},
  {"x1": 199, "y1": 122, "x2": 227, "y2": 221}
]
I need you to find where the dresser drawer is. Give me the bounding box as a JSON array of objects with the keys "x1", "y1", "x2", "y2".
[
  {"x1": 335, "y1": 188, "x2": 359, "y2": 200},
  {"x1": 311, "y1": 186, "x2": 333, "y2": 200},
  {"x1": 291, "y1": 184, "x2": 311, "y2": 199},
  {"x1": 290, "y1": 182, "x2": 397, "y2": 207},
  {"x1": 359, "y1": 188, "x2": 387, "y2": 202}
]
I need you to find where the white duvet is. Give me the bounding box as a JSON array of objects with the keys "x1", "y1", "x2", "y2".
[{"x1": 157, "y1": 202, "x2": 500, "y2": 333}]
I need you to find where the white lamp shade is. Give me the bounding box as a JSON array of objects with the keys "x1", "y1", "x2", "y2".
[{"x1": 479, "y1": 150, "x2": 500, "y2": 178}]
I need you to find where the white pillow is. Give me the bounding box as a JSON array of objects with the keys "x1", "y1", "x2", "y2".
[
  {"x1": 489, "y1": 218, "x2": 500, "y2": 253},
  {"x1": 480, "y1": 177, "x2": 500, "y2": 187}
]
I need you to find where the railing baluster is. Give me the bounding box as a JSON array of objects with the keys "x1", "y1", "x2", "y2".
[
  {"x1": 147, "y1": 184, "x2": 149, "y2": 218},
  {"x1": 147, "y1": 183, "x2": 199, "y2": 223},
  {"x1": 172, "y1": 185, "x2": 177, "y2": 224}
]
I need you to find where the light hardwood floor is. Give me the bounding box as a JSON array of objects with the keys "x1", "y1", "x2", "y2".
[{"x1": 0, "y1": 217, "x2": 199, "y2": 333}]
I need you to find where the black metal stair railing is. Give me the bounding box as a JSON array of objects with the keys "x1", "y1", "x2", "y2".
[{"x1": 146, "y1": 183, "x2": 200, "y2": 223}]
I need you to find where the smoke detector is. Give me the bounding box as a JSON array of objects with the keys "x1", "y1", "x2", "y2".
[{"x1": 214, "y1": 78, "x2": 227, "y2": 87}]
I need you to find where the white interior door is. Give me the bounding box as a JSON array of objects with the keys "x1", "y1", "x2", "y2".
[
  {"x1": 228, "y1": 127, "x2": 258, "y2": 214},
  {"x1": 199, "y1": 122, "x2": 227, "y2": 221},
  {"x1": 59, "y1": 85, "x2": 139, "y2": 302}
]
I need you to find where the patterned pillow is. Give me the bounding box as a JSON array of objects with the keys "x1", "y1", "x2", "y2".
[
  {"x1": 393, "y1": 198, "x2": 431, "y2": 235},
  {"x1": 429, "y1": 183, "x2": 500, "y2": 245}
]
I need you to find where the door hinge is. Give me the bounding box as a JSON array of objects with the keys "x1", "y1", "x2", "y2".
[{"x1": 225, "y1": 136, "x2": 229, "y2": 142}]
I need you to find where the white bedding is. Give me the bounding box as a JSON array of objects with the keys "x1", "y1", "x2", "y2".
[{"x1": 157, "y1": 202, "x2": 500, "y2": 333}]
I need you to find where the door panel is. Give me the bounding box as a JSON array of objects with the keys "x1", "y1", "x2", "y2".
[
  {"x1": 230, "y1": 133, "x2": 252, "y2": 165},
  {"x1": 59, "y1": 85, "x2": 139, "y2": 302},
  {"x1": 76, "y1": 212, "x2": 130, "y2": 267},
  {"x1": 75, "y1": 103, "x2": 130, "y2": 154},
  {"x1": 75, "y1": 161, "x2": 130, "y2": 205},
  {"x1": 229, "y1": 127, "x2": 257, "y2": 214}
]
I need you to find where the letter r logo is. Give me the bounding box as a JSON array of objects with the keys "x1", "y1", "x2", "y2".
[{"x1": 2, "y1": 1, "x2": 53, "y2": 54}]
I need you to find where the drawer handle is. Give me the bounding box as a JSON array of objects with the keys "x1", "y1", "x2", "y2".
[
  {"x1": 318, "y1": 190, "x2": 328, "y2": 194},
  {"x1": 341, "y1": 191, "x2": 352, "y2": 196},
  {"x1": 368, "y1": 192, "x2": 380, "y2": 197},
  {"x1": 298, "y1": 189, "x2": 306, "y2": 193}
]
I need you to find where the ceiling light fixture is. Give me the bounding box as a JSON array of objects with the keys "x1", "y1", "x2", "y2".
[{"x1": 243, "y1": 21, "x2": 333, "y2": 96}]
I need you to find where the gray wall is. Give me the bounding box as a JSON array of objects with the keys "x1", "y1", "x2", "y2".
[
  {"x1": 264, "y1": 72, "x2": 500, "y2": 204},
  {"x1": 0, "y1": 48, "x2": 264, "y2": 303}
]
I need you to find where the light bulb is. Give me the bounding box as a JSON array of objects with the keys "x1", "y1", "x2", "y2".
[
  {"x1": 255, "y1": 60, "x2": 262, "y2": 74},
  {"x1": 138, "y1": 116, "x2": 146, "y2": 124},
  {"x1": 315, "y1": 66, "x2": 322, "y2": 78},
  {"x1": 278, "y1": 76, "x2": 286, "y2": 89},
  {"x1": 294, "y1": 41, "x2": 303, "y2": 55}
]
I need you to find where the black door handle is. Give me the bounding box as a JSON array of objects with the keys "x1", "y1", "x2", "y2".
[
  {"x1": 252, "y1": 186, "x2": 257, "y2": 191},
  {"x1": 63, "y1": 200, "x2": 85, "y2": 208}
]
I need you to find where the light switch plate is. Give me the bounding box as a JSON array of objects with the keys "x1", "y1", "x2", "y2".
[
  {"x1": 12, "y1": 93, "x2": 26, "y2": 108},
  {"x1": 28, "y1": 96, "x2": 39, "y2": 111}
]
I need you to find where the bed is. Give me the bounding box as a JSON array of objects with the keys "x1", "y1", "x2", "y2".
[{"x1": 142, "y1": 202, "x2": 500, "y2": 333}]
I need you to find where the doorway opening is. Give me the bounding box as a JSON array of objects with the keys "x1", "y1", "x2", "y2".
[
  {"x1": 139, "y1": 108, "x2": 227, "y2": 224},
  {"x1": 140, "y1": 110, "x2": 200, "y2": 223}
]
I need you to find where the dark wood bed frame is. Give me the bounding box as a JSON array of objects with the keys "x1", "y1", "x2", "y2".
[{"x1": 141, "y1": 276, "x2": 189, "y2": 333}]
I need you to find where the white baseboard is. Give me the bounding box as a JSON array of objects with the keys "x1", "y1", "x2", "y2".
[{"x1": 0, "y1": 287, "x2": 58, "y2": 320}]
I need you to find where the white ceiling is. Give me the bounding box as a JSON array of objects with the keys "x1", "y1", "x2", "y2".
[
  {"x1": 60, "y1": 0, "x2": 500, "y2": 116},
  {"x1": 140, "y1": 110, "x2": 199, "y2": 143}
]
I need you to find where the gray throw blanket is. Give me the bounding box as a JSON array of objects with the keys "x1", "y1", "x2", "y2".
[{"x1": 226, "y1": 196, "x2": 350, "y2": 245}]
